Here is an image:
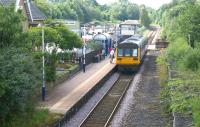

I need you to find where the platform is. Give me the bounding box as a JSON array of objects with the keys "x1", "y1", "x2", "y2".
[{"x1": 39, "y1": 58, "x2": 116, "y2": 114}]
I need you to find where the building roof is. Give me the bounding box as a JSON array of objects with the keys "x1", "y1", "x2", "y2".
[
  {"x1": 0, "y1": 0, "x2": 46, "y2": 22},
  {"x1": 0, "y1": 0, "x2": 16, "y2": 6},
  {"x1": 120, "y1": 20, "x2": 140, "y2": 25},
  {"x1": 25, "y1": 1, "x2": 46, "y2": 22}
]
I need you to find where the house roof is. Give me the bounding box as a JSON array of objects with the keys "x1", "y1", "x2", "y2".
[
  {"x1": 0, "y1": 0, "x2": 16, "y2": 6},
  {"x1": 0, "y1": 0, "x2": 46, "y2": 22},
  {"x1": 25, "y1": 1, "x2": 46, "y2": 22},
  {"x1": 120, "y1": 20, "x2": 140, "y2": 25}
]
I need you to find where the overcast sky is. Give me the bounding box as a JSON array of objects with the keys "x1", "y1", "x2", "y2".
[{"x1": 96, "y1": 0, "x2": 172, "y2": 9}]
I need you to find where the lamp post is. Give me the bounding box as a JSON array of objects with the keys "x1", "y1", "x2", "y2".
[
  {"x1": 83, "y1": 25, "x2": 86, "y2": 73},
  {"x1": 42, "y1": 26, "x2": 46, "y2": 101},
  {"x1": 37, "y1": 23, "x2": 46, "y2": 101}
]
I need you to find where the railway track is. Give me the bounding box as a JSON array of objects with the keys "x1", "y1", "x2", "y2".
[
  {"x1": 79, "y1": 30, "x2": 158, "y2": 127},
  {"x1": 79, "y1": 74, "x2": 134, "y2": 127}
]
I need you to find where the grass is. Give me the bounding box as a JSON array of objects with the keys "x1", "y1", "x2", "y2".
[
  {"x1": 157, "y1": 49, "x2": 200, "y2": 126},
  {"x1": 156, "y1": 51, "x2": 171, "y2": 115},
  {"x1": 156, "y1": 52, "x2": 168, "y2": 87},
  {"x1": 191, "y1": 97, "x2": 200, "y2": 127},
  {"x1": 4, "y1": 109, "x2": 63, "y2": 127}
]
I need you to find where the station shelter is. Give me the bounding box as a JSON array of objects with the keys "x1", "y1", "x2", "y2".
[{"x1": 93, "y1": 33, "x2": 112, "y2": 56}]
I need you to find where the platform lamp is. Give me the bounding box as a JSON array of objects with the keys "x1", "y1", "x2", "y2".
[
  {"x1": 38, "y1": 23, "x2": 46, "y2": 101},
  {"x1": 83, "y1": 25, "x2": 86, "y2": 73}
]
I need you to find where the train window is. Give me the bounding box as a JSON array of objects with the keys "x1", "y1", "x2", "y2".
[
  {"x1": 118, "y1": 49, "x2": 123, "y2": 57},
  {"x1": 133, "y1": 49, "x2": 138, "y2": 57},
  {"x1": 124, "y1": 49, "x2": 131, "y2": 56}
]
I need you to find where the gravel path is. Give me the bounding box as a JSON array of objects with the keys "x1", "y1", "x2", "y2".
[{"x1": 110, "y1": 51, "x2": 170, "y2": 127}]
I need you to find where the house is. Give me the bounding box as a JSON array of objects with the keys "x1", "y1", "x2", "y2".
[
  {"x1": 0, "y1": 0, "x2": 46, "y2": 30},
  {"x1": 119, "y1": 20, "x2": 140, "y2": 36}
]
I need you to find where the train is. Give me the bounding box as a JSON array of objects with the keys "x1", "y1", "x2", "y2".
[{"x1": 115, "y1": 34, "x2": 148, "y2": 71}]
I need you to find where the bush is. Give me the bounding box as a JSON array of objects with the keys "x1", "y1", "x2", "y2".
[
  {"x1": 184, "y1": 49, "x2": 200, "y2": 71},
  {"x1": 0, "y1": 48, "x2": 39, "y2": 124},
  {"x1": 45, "y1": 50, "x2": 57, "y2": 82},
  {"x1": 2, "y1": 109, "x2": 63, "y2": 127},
  {"x1": 166, "y1": 37, "x2": 190, "y2": 69},
  {"x1": 87, "y1": 40, "x2": 102, "y2": 51}
]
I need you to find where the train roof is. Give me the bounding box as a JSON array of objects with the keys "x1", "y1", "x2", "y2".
[
  {"x1": 119, "y1": 34, "x2": 147, "y2": 46},
  {"x1": 93, "y1": 33, "x2": 112, "y2": 40}
]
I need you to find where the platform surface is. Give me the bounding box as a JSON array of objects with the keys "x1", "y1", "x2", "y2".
[{"x1": 39, "y1": 58, "x2": 116, "y2": 114}]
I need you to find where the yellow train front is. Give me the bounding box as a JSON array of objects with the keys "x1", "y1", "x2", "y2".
[{"x1": 115, "y1": 35, "x2": 148, "y2": 71}]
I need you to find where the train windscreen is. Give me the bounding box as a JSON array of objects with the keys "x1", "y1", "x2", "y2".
[
  {"x1": 132, "y1": 49, "x2": 138, "y2": 57},
  {"x1": 118, "y1": 49, "x2": 123, "y2": 56},
  {"x1": 124, "y1": 49, "x2": 131, "y2": 56}
]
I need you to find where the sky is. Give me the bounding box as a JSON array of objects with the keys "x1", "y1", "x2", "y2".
[{"x1": 96, "y1": 0, "x2": 172, "y2": 9}]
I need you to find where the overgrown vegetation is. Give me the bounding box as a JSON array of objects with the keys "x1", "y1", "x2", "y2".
[
  {"x1": 2, "y1": 109, "x2": 63, "y2": 127},
  {"x1": 158, "y1": 0, "x2": 200, "y2": 126}
]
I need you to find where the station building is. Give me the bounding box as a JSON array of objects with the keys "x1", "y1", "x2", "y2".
[{"x1": 119, "y1": 20, "x2": 140, "y2": 36}]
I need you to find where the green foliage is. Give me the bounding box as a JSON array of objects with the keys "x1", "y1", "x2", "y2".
[
  {"x1": 156, "y1": 52, "x2": 168, "y2": 86},
  {"x1": 157, "y1": 53, "x2": 171, "y2": 113},
  {"x1": 140, "y1": 6, "x2": 151, "y2": 28},
  {"x1": 0, "y1": 7, "x2": 24, "y2": 48},
  {"x1": 54, "y1": 25, "x2": 83, "y2": 50},
  {"x1": 183, "y1": 49, "x2": 200, "y2": 71},
  {"x1": 0, "y1": 48, "x2": 40, "y2": 123},
  {"x1": 35, "y1": 0, "x2": 102, "y2": 23},
  {"x1": 27, "y1": 27, "x2": 42, "y2": 48},
  {"x1": 34, "y1": 0, "x2": 156, "y2": 23},
  {"x1": 166, "y1": 37, "x2": 189, "y2": 64},
  {"x1": 2, "y1": 109, "x2": 63, "y2": 127},
  {"x1": 159, "y1": 3, "x2": 200, "y2": 125},
  {"x1": 190, "y1": 97, "x2": 200, "y2": 127},
  {"x1": 160, "y1": 0, "x2": 200, "y2": 48},
  {"x1": 27, "y1": 24, "x2": 82, "y2": 82},
  {"x1": 108, "y1": 2, "x2": 140, "y2": 21},
  {"x1": 45, "y1": 50, "x2": 57, "y2": 82},
  {"x1": 0, "y1": 7, "x2": 41, "y2": 124},
  {"x1": 87, "y1": 40, "x2": 101, "y2": 51}
]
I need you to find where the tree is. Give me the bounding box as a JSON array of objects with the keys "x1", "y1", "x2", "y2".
[
  {"x1": 0, "y1": 7, "x2": 40, "y2": 124},
  {"x1": 178, "y1": 4, "x2": 200, "y2": 48},
  {"x1": 140, "y1": 7, "x2": 151, "y2": 28},
  {"x1": 127, "y1": 4, "x2": 140, "y2": 20},
  {"x1": 0, "y1": 48, "x2": 40, "y2": 124},
  {"x1": 0, "y1": 7, "x2": 24, "y2": 48},
  {"x1": 27, "y1": 24, "x2": 82, "y2": 82},
  {"x1": 55, "y1": 25, "x2": 82, "y2": 50}
]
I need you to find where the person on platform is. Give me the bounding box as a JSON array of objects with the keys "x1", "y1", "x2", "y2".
[{"x1": 110, "y1": 48, "x2": 115, "y2": 63}]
